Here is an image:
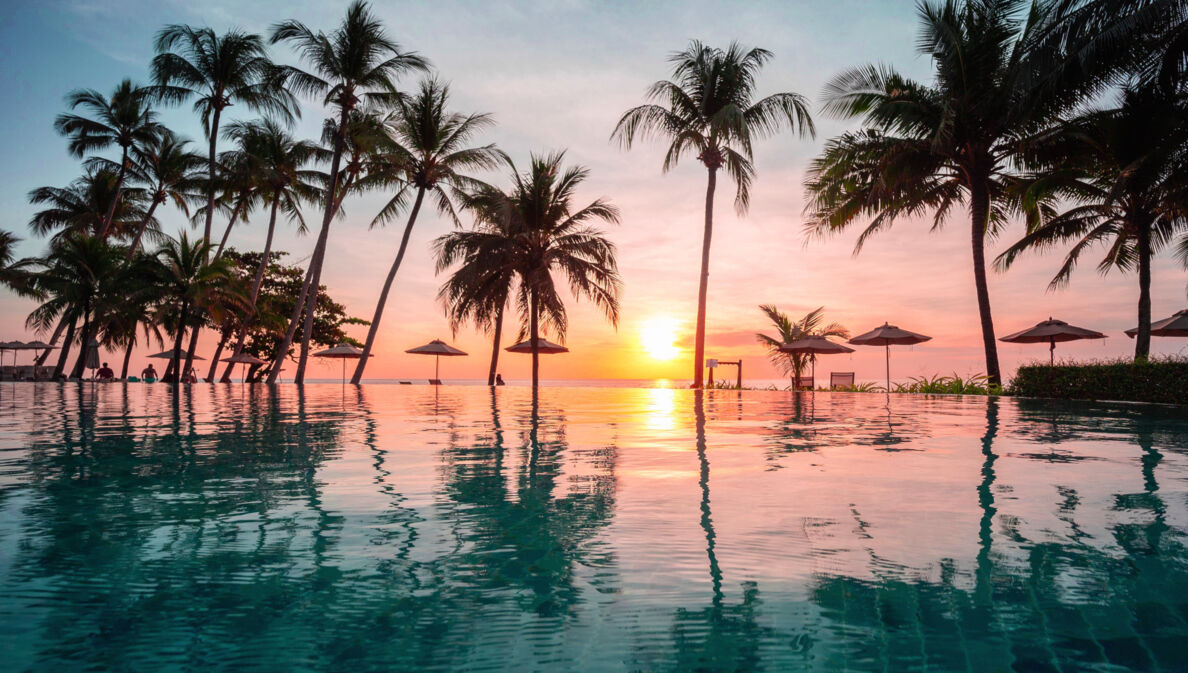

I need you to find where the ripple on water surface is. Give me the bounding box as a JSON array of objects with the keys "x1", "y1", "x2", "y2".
[{"x1": 0, "y1": 383, "x2": 1187, "y2": 672}]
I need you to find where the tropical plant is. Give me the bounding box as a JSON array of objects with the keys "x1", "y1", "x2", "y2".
[
  {"x1": 893, "y1": 373, "x2": 996, "y2": 395},
  {"x1": 215, "y1": 118, "x2": 323, "y2": 381},
  {"x1": 802, "y1": 0, "x2": 1130, "y2": 386},
  {"x1": 28, "y1": 168, "x2": 152, "y2": 243},
  {"x1": 150, "y1": 232, "x2": 246, "y2": 380},
  {"x1": 997, "y1": 85, "x2": 1188, "y2": 360},
  {"x1": 266, "y1": 0, "x2": 429, "y2": 384},
  {"x1": 110, "y1": 130, "x2": 205, "y2": 255},
  {"x1": 151, "y1": 25, "x2": 297, "y2": 251},
  {"x1": 350, "y1": 78, "x2": 499, "y2": 383},
  {"x1": 52, "y1": 79, "x2": 162, "y2": 238},
  {"x1": 0, "y1": 231, "x2": 37, "y2": 296},
  {"x1": 438, "y1": 152, "x2": 621, "y2": 387},
  {"x1": 754, "y1": 305, "x2": 848, "y2": 385},
  {"x1": 612, "y1": 40, "x2": 814, "y2": 387}
]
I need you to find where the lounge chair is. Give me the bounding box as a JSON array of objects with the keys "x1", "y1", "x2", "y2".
[
  {"x1": 428, "y1": 379, "x2": 443, "y2": 385},
  {"x1": 830, "y1": 372, "x2": 855, "y2": 389},
  {"x1": 792, "y1": 375, "x2": 813, "y2": 391}
]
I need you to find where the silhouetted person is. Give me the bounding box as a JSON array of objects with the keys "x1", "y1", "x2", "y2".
[
  {"x1": 495, "y1": 374, "x2": 505, "y2": 386},
  {"x1": 96, "y1": 362, "x2": 114, "y2": 380},
  {"x1": 141, "y1": 363, "x2": 158, "y2": 382}
]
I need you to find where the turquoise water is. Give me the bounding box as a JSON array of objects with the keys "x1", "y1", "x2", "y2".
[{"x1": 0, "y1": 384, "x2": 1186, "y2": 672}]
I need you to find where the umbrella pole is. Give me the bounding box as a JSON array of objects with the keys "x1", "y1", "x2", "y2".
[
  {"x1": 1049, "y1": 337, "x2": 1055, "y2": 365},
  {"x1": 885, "y1": 344, "x2": 891, "y2": 392},
  {"x1": 436, "y1": 355, "x2": 440, "y2": 382}
]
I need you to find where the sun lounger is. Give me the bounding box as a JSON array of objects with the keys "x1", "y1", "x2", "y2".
[
  {"x1": 830, "y1": 372, "x2": 855, "y2": 389},
  {"x1": 792, "y1": 375, "x2": 813, "y2": 391},
  {"x1": 428, "y1": 379, "x2": 443, "y2": 385}
]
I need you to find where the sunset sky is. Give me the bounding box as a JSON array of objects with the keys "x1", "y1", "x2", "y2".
[{"x1": 1, "y1": 0, "x2": 1185, "y2": 383}]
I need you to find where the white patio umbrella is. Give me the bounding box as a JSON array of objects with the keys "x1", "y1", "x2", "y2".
[
  {"x1": 779, "y1": 336, "x2": 855, "y2": 389},
  {"x1": 221, "y1": 352, "x2": 267, "y2": 384},
  {"x1": 1000, "y1": 318, "x2": 1106, "y2": 364},
  {"x1": 312, "y1": 342, "x2": 366, "y2": 388}
]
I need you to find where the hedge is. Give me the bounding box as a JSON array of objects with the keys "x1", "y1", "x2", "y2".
[{"x1": 1008, "y1": 357, "x2": 1188, "y2": 405}]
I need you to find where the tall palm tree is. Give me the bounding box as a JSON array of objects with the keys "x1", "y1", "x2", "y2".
[
  {"x1": 997, "y1": 86, "x2": 1188, "y2": 360},
  {"x1": 612, "y1": 41, "x2": 815, "y2": 388},
  {"x1": 150, "y1": 232, "x2": 246, "y2": 381},
  {"x1": 267, "y1": 0, "x2": 429, "y2": 383},
  {"x1": 0, "y1": 231, "x2": 37, "y2": 296},
  {"x1": 28, "y1": 168, "x2": 152, "y2": 243},
  {"x1": 439, "y1": 152, "x2": 622, "y2": 388},
  {"x1": 216, "y1": 117, "x2": 323, "y2": 382},
  {"x1": 151, "y1": 26, "x2": 297, "y2": 253},
  {"x1": 754, "y1": 305, "x2": 849, "y2": 386},
  {"x1": 26, "y1": 235, "x2": 128, "y2": 378},
  {"x1": 434, "y1": 189, "x2": 520, "y2": 386},
  {"x1": 802, "y1": 0, "x2": 1127, "y2": 386},
  {"x1": 350, "y1": 78, "x2": 499, "y2": 383},
  {"x1": 108, "y1": 130, "x2": 205, "y2": 256},
  {"x1": 53, "y1": 79, "x2": 162, "y2": 238}
]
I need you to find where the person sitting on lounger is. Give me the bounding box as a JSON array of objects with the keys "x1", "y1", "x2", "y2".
[
  {"x1": 141, "y1": 363, "x2": 158, "y2": 383},
  {"x1": 96, "y1": 362, "x2": 114, "y2": 380}
]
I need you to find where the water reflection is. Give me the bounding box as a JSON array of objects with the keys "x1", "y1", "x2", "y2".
[{"x1": 0, "y1": 385, "x2": 1185, "y2": 671}]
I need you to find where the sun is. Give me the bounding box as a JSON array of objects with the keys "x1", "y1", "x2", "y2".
[{"x1": 641, "y1": 318, "x2": 680, "y2": 361}]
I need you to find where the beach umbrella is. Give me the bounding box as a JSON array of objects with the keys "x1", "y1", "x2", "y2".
[
  {"x1": 1125, "y1": 309, "x2": 1188, "y2": 338},
  {"x1": 505, "y1": 338, "x2": 569, "y2": 354},
  {"x1": 849, "y1": 322, "x2": 932, "y2": 391},
  {"x1": 1000, "y1": 317, "x2": 1106, "y2": 364},
  {"x1": 779, "y1": 336, "x2": 855, "y2": 389},
  {"x1": 84, "y1": 338, "x2": 100, "y2": 377},
  {"x1": 312, "y1": 342, "x2": 366, "y2": 388},
  {"x1": 221, "y1": 352, "x2": 266, "y2": 383},
  {"x1": 15, "y1": 340, "x2": 57, "y2": 373},
  {"x1": 0, "y1": 341, "x2": 25, "y2": 367},
  {"x1": 148, "y1": 349, "x2": 206, "y2": 361},
  {"x1": 405, "y1": 339, "x2": 468, "y2": 383}
]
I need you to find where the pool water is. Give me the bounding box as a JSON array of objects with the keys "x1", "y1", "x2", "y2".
[{"x1": 0, "y1": 384, "x2": 1185, "y2": 672}]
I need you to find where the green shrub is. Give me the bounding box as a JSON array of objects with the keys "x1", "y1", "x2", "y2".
[
  {"x1": 1008, "y1": 357, "x2": 1188, "y2": 405},
  {"x1": 892, "y1": 373, "x2": 999, "y2": 395}
]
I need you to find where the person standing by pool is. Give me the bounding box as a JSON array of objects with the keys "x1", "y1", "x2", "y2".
[
  {"x1": 96, "y1": 362, "x2": 114, "y2": 381},
  {"x1": 141, "y1": 363, "x2": 158, "y2": 383}
]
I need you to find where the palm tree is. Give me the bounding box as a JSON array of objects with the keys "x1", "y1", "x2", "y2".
[
  {"x1": 216, "y1": 117, "x2": 323, "y2": 381},
  {"x1": 110, "y1": 130, "x2": 205, "y2": 256},
  {"x1": 439, "y1": 152, "x2": 622, "y2": 388},
  {"x1": 266, "y1": 0, "x2": 429, "y2": 384},
  {"x1": 151, "y1": 26, "x2": 297, "y2": 254},
  {"x1": 997, "y1": 86, "x2": 1188, "y2": 360},
  {"x1": 26, "y1": 235, "x2": 127, "y2": 378},
  {"x1": 435, "y1": 189, "x2": 520, "y2": 386},
  {"x1": 0, "y1": 231, "x2": 37, "y2": 296},
  {"x1": 350, "y1": 78, "x2": 499, "y2": 383},
  {"x1": 53, "y1": 79, "x2": 162, "y2": 238},
  {"x1": 754, "y1": 305, "x2": 849, "y2": 387},
  {"x1": 802, "y1": 0, "x2": 1128, "y2": 386},
  {"x1": 150, "y1": 232, "x2": 246, "y2": 381},
  {"x1": 612, "y1": 41, "x2": 815, "y2": 388},
  {"x1": 28, "y1": 168, "x2": 152, "y2": 243}
]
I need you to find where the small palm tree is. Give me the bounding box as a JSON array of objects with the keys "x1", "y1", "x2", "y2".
[
  {"x1": 110, "y1": 130, "x2": 205, "y2": 256},
  {"x1": 266, "y1": 0, "x2": 429, "y2": 383},
  {"x1": 803, "y1": 0, "x2": 1125, "y2": 386},
  {"x1": 53, "y1": 79, "x2": 162, "y2": 238},
  {"x1": 612, "y1": 40, "x2": 814, "y2": 388},
  {"x1": 151, "y1": 232, "x2": 247, "y2": 380},
  {"x1": 435, "y1": 189, "x2": 521, "y2": 386},
  {"x1": 151, "y1": 26, "x2": 296, "y2": 253},
  {"x1": 217, "y1": 117, "x2": 323, "y2": 381},
  {"x1": 997, "y1": 86, "x2": 1188, "y2": 360},
  {"x1": 28, "y1": 168, "x2": 151, "y2": 243},
  {"x1": 755, "y1": 305, "x2": 848, "y2": 386},
  {"x1": 440, "y1": 152, "x2": 622, "y2": 388},
  {"x1": 350, "y1": 78, "x2": 499, "y2": 383}
]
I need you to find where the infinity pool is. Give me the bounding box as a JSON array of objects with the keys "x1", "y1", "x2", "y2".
[{"x1": 0, "y1": 384, "x2": 1185, "y2": 672}]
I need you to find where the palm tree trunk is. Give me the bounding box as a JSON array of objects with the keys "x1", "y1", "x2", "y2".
[
  {"x1": 969, "y1": 182, "x2": 1001, "y2": 387},
  {"x1": 127, "y1": 197, "x2": 162, "y2": 259},
  {"x1": 222, "y1": 198, "x2": 280, "y2": 382},
  {"x1": 487, "y1": 302, "x2": 504, "y2": 386},
  {"x1": 213, "y1": 201, "x2": 245, "y2": 261},
  {"x1": 99, "y1": 146, "x2": 129, "y2": 239},
  {"x1": 182, "y1": 320, "x2": 201, "y2": 379},
  {"x1": 70, "y1": 307, "x2": 91, "y2": 379},
  {"x1": 530, "y1": 285, "x2": 540, "y2": 388},
  {"x1": 36, "y1": 318, "x2": 68, "y2": 367},
  {"x1": 693, "y1": 166, "x2": 718, "y2": 388},
  {"x1": 268, "y1": 107, "x2": 350, "y2": 384},
  {"x1": 1135, "y1": 220, "x2": 1152, "y2": 361},
  {"x1": 120, "y1": 337, "x2": 135, "y2": 379},
  {"x1": 351, "y1": 188, "x2": 427, "y2": 383},
  {"x1": 203, "y1": 106, "x2": 223, "y2": 253},
  {"x1": 205, "y1": 326, "x2": 231, "y2": 382},
  {"x1": 168, "y1": 301, "x2": 189, "y2": 383},
  {"x1": 53, "y1": 319, "x2": 76, "y2": 379}
]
